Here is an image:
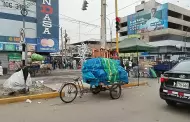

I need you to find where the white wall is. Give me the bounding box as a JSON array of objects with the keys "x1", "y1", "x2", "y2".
[
  {"x1": 0, "y1": 19, "x2": 36, "y2": 38},
  {"x1": 0, "y1": 0, "x2": 36, "y2": 17},
  {"x1": 0, "y1": 0, "x2": 36, "y2": 38}
]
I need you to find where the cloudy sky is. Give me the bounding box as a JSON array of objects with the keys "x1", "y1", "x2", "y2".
[{"x1": 59, "y1": 0, "x2": 190, "y2": 44}]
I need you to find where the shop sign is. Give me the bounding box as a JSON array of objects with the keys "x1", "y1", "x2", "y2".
[
  {"x1": 4, "y1": 44, "x2": 15, "y2": 51},
  {"x1": 8, "y1": 53, "x2": 22, "y2": 61},
  {"x1": 0, "y1": 43, "x2": 3, "y2": 51},
  {"x1": 7, "y1": 37, "x2": 20, "y2": 42},
  {"x1": 27, "y1": 44, "x2": 36, "y2": 52},
  {"x1": 36, "y1": 0, "x2": 59, "y2": 53},
  {"x1": 15, "y1": 44, "x2": 22, "y2": 51}
]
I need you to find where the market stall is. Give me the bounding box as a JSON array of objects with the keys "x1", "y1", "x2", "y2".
[
  {"x1": 115, "y1": 38, "x2": 157, "y2": 85},
  {"x1": 28, "y1": 53, "x2": 52, "y2": 77}
]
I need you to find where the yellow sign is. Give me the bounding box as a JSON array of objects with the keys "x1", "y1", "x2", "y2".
[
  {"x1": 8, "y1": 37, "x2": 20, "y2": 42},
  {"x1": 27, "y1": 44, "x2": 35, "y2": 52},
  {"x1": 127, "y1": 34, "x2": 141, "y2": 39}
]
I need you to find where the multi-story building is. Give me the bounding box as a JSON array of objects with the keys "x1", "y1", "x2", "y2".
[
  {"x1": 119, "y1": 0, "x2": 190, "y2": 60},
  {"x1": 0, "y1": 0, "x2": 59, "y2": 71}
]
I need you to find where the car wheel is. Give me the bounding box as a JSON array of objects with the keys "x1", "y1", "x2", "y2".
[{"x1": 165, "y1": 100, "x2": 177, "y2": 106}]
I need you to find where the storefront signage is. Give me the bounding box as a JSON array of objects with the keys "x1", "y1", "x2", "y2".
[
  {"x1": 0, "y1": 36, "x2": 21, "y2": 42},
  {"x1": 15, "y1": 44, "x2": 22, "y2": 51},
  {"x1": 36, "y1": 0, "x2": 59, "y2": 53},
  {"x1": 27, "y1": 44, "x2": 36, "y2": 52},
  {"x1": 4, "y1": 44, "x2": 15, "y2": 51},
  {"x1": 0, "y1": 43, "x2": 22, "y2": 51},
  {"x1": 0, "y1": 43, "x2": 3, "y2": 51}
]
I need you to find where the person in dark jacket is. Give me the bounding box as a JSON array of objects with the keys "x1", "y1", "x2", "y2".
[{"x1": 120, "y1": 57, "x2": 125, "y2": 68}]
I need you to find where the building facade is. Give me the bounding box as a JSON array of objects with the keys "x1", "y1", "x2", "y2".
[
  {"x1": 0, "y1": 0, "x2": 59, "y2": 71},
  {"x1": 119, "y1": 0, "x2": 190, "y2": 60}
]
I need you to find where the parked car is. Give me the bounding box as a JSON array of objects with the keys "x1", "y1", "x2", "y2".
[{"x1": 160, "y1": 60, "x2": 190, "y2": 106}]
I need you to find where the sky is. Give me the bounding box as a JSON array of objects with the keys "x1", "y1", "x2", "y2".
[{"x1": 59, "y1": 0, "x2": 190, "y2": 44}]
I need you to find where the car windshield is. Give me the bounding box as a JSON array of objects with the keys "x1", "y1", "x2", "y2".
[{"x1": 172, "y1": 61, "x2": 190, "y2": 72}]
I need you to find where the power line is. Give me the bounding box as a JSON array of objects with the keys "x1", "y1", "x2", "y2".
[{"x1": 87, "y1": 0, "x2": 141, "y2": 23}]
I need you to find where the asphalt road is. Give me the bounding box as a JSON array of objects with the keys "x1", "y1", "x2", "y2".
[{"x1": 0, "y1": 80, "x2": 190, "y2": 122}]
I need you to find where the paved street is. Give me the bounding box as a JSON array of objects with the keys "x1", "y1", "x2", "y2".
[{"x1": 0, "y1": 79, "x2": 190, "y2": 122}]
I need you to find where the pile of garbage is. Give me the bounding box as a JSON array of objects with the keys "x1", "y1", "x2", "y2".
[{"x1": 1, "y1": 70, "x2": 52, "y2": 97}]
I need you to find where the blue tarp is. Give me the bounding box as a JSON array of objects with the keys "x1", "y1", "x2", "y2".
[{"x1": 82, "y1": 58, "x2": 128, "y2": 86}]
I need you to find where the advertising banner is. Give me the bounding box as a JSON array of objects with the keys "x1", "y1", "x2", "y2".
[
  {"x1": 36, "y1": 38, "x2": 59, "y2": 52},
  {"x1": 127, "y1": 3, "x2": 168, "y2": 35},
  {"x1": 36, "y1": 0, "x2": 59, "y2": 52}
]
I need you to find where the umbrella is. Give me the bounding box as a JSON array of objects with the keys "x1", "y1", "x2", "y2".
[{"x1": 117, "y1": 38, "x2": 156, "y2": 53}]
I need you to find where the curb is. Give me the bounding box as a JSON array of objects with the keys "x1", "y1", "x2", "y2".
[
  {"x1": 0, "y1": 81, "x2": 147, "y2": 105},
  {"x1": 0, "y1": 92, "x2": 59, "y2": 105},
  {"x1": 122, "y1": 81, "x2": 148, "y2": 88}
]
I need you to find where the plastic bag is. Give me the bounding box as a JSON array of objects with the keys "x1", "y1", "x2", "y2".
[{"x1": 3, "y1": 70, "x2": 32, "y2": 91}]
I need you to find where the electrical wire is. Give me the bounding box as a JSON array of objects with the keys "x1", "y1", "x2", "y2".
[{"x1": 87, "y1": 0, "x2": 142, "y2": 23}]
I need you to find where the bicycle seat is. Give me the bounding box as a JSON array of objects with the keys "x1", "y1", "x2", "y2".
[{"x1": 73, "y1": 77, "x2": 80, "y2": 81}]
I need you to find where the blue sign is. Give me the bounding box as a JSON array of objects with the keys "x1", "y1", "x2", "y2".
[
  {"x1": 36, "y1": 0, "x2": 59, "y2": 53},
  {"x1": 0, "y1": 43, "x2": 3, "y2": 51},
  {"x1": 127, "y1": 3, "x2": 168, "y2": 35},
  {"x1": 15, "y1": 44, "x2": 22, "y2": 51},
  {"x1": 36, "y1": 38, "x2": 59, "y2": 52}
]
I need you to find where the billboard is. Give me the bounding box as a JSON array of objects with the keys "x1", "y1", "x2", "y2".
[
  {"x1": 127, "y1": 3, "x2": 168, "y2": 35},
  {"x1": 36, "y1": 0, "x2": 59, "y2": 52}
]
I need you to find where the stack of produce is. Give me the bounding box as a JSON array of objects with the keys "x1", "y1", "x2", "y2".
[
  {"x1": 31, "y1": 53, "x2": 44, "y2": 61},
  {"x1": 82, "y1": 58, "x2": 128, "y2": 86}
]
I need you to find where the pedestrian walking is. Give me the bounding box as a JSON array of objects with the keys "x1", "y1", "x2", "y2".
[{"x1": 0, "y1": 61, "x2": 3, "y2": 76}]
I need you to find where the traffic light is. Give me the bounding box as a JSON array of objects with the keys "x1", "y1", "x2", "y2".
[
  {"x1": 115, "y1": 17, "x2": 121, "y2": 32},
  {"x1": 82, "y1": 0, "x2": 88, "y2": 11}
]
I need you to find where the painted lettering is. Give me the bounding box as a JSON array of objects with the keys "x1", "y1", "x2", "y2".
[
  {"x1": 42, "y1": 0, "x2": 51, "y2": 6},
  {"x1": 43, "y1": 21, "x2": 52, "y2": 28},
  {"x1": 41, "y1": 5, "x2": 53, "y2": 14},
  {"x1": 43, "y1": 14, "x2": 51, "y2": 21},
  {"x1": 43, "y1": 28, "x2": 51, "y2": 34},
  {"x1": 42, "y1": 14, "x2": 52, "y2": 34}
]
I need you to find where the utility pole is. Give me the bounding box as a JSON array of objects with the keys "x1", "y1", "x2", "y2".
[
  {"x1": 61, "y1": 27, "x2": 64, "y2": 61},
  {"x1": 64, "y1": 30, "x2": 68, "y2": 62},
  {"x1": 115, "y1": 0, "x2": 119, "y2": 53},
  {"x1": 21, "y1": 0, "x2": 28, "y2": 66},
  {"x1": 79, "y1": 22, "x2": 81, "y2": 42},
  {"x1": 100, "y1": 0, "x2": 107, "y2": 49}
]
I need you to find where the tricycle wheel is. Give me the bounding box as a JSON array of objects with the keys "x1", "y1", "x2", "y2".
[
  {"x1": 110, "y1": 84, "x2": 121, "y2": 99},
  {"x1": 90, "y1": 86, "x2": 101, "y2": 94},
  {"x1": 59, "y1": 83, "x2": 78, "y2": 103}
]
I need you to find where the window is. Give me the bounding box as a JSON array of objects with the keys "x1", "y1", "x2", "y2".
[{"x1": 172, "y1": 61, "x2": 190, "y2": 72}]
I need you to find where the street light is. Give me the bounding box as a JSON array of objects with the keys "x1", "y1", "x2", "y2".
[{"x1": 106, "y1": 17, "x2": 114, "y2": 49}]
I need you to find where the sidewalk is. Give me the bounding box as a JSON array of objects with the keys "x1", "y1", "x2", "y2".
[{"x1": 0, "y1": 69, "x2": 81, "y2": 80}]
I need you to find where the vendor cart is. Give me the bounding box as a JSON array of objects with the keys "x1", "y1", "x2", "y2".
[
  {"x1": 59, "y1": 77, "x2": 122, "y2": 103},
  {"x1": 28, "y1": 63, "x2": 52, "y2": 77},
  {"x1": 59, "y1": 58, "x2": 128, "y2": 103}
]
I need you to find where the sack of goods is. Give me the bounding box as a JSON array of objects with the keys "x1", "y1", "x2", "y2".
[
  {"x1": 31, "y1": 53, "x2": 44, "y2": 61},
  {"x1": 82, "y1": 58, "x2": 128, "y2": 86}
]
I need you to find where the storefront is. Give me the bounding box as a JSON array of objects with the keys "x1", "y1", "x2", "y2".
[
  {"x1": 0, "y1": 42, "x2": 22, "y2": 71},
  {"x1": 8, "y1": 53, "x2": 22, "y2": 71}
]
